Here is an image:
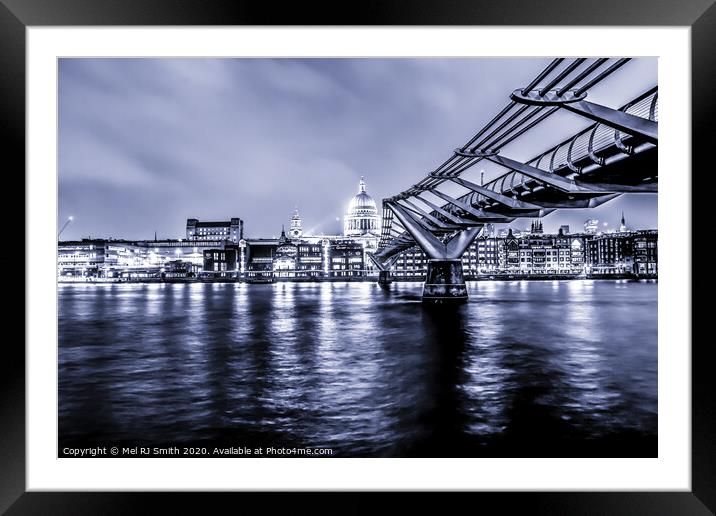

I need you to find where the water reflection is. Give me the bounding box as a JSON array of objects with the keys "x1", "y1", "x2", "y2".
[{"x1": 59, "y1": 280, "x2": 657, "y2": 457}]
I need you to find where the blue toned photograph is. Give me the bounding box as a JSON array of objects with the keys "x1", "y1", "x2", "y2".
[{"x1": 57, "y1": 58, "x2": 657, "y2": 458}]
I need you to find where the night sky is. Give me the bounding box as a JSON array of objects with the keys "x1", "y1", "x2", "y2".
[{"x1": 58, "y1": 58, "x2": 657, "y2": 240}]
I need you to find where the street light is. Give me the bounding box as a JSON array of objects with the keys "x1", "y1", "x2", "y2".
[{"x1": 58, "y1": 216, "x2": 74, "y2": 238}]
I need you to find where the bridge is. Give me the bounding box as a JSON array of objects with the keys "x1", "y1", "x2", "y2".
[{"x1": 370, "y1": 58, "x2": 658, "y2": 303}]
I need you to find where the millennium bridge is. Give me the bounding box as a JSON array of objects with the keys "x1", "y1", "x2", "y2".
[{"x1": 370, "y1": 58, "x2": 658, "y2": 303}]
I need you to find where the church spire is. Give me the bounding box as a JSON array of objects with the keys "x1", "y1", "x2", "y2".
[{"x1": 290, "y1": 207, "x2": 303, "y2": 239}]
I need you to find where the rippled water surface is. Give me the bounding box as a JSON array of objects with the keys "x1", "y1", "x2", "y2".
[{"x1": 59, "y1": 280, "x2": 657, "y2": 457}]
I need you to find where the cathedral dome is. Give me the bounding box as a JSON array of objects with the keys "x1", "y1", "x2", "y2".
[{"x1": 348, "y1": 178, "x2": 378, "y2": 214}]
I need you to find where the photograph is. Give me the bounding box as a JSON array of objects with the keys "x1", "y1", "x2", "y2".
[{"x1": 56, "y1": 56, "x2": 659, "y2": 459}]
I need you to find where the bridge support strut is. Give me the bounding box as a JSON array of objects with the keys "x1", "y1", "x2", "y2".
[{"x1": 383, "y1": 201, "x2": 481, "y2": 303}]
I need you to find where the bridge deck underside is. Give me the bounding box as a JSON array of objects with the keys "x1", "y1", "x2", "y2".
[{"x1": 376, "y1": 133, "x2": 657, "y2": 264}]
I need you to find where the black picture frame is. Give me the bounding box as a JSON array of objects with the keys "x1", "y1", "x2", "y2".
[{"x1": 4, "y1": 0, "x2": 711, "y2": 513}]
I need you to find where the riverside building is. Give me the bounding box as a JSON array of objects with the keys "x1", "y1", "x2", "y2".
[
  {"x1": 585, "y1": 229, "x2": 657, "y2": 277},
  {"x1": 186, "y1": 218, "x2": 244, "y2": 243},
  {"x1": 390, "y1": 226, "x2": 591, "y2": 278},
  {"x1": 57, "y1": 238, "x2": 215, "y2": 279}
]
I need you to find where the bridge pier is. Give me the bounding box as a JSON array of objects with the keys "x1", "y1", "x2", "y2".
[
  {"x1": 422, "y1": 259, "x2": 468, "y2": 303},
  {"x1": 377, "y1": 270, "x2": 393, "y2": 286}
]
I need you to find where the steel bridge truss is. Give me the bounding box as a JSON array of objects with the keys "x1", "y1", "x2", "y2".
[{"x1": 373, "y1": 58, "x2": 658, "y2": 267}]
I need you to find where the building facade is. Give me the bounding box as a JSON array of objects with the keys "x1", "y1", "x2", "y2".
[
  {"x1": 586, "y1": 229, "x2": 657, "y2": 277},
  {"x1": 296, "y1": 241, "x2": 324, "y2": 277},
  {"x1": 586, "y1": 232, "x2": 633, "y2": 275},
  {"x1": 203, "y1": 248, "x2": 238, "y2": 276},
  {"x1": 58, "y1": 238, "x2": 224, "y2": 279},
  {"x1": 273, "y1": 228, "x2": 298, "y2": 278},
  {"x1": 391, "y1": 228, "x2": 592, "y2": 277},
  {"x1": 631, "y1": 230, "x2": 658, "y2": 276},
  {"x1": 343, "y1": 176, "x2": 380, "y2": 239},
  {"x1": 508, "y1": 229, "x2": 586, "y2": 274},
  {"x1": 327, "y1": 240, "x2": 365, "y2": 277},
  {"x1": 57, "y1": 239, "x2": 110, "y2": 278},
  {"x1": 392, "y1": 248, "x2": 427, "y2": 278},
  {"x1": 186, "y1": 218, "x2": 244, "y2": 243}
]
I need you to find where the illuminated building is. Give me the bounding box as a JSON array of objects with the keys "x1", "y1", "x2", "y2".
[
  {"x1": 631, "y1": 230, "x2": 658, "y2": 276},
  {"x1": 586, "y1": 231, "x2": 633, "y2": 275},
  {"x1": 586, "y1": 228, "x2": 657, "y2": 277},
  {"x1": 186, "y1": 218, "x2": 244, "y2": 243},
  {"x1": 241, "y1": 232, "x2": 366, "y2": 279},
  {"x1": 343, "y1": 176, "x2": 380, "y2": 254},
  {"x1": 273, "y1": 227, "x2": 298, "y2": 277},
  {"x1": 505, "y1": 229, "x2": 587, "y2": 274},
  {"x1": 391, "y1": 228, "x2": 589, "y2": 277},
  {"x1": 499, "y1": 229, "x2": 521, "y2": 270},
  {"x1": 57, "y1": 238, "x2": 211, "y2": 279},
  {"x1": 162, "y1": 260, "x2": 195, "y2": 279},
  {"x1": 392, "y1": 247, "x2": 427, "y2": 278},
  {"x1": 276, "y1": 179, "x2": 381, "y2": 274},
  {"x1": 143, "y1": 240, "x2": 207, "y2": 270},
  {"x1": 463, "y1": 235, "x2": 499, "y2": 274},
  {"x1": 342, "y1": 177, "x2": 380, "y2": 273},
  {"x1": 569, "y1": 237, "x2": 585, "y2": 270},
  {"x1": 296, "y1": 242, "x2": 323, "y2": 277},
  {"x1": 57, "y1": 240, "x2": 110, "y2": 278},
  {"x1": 328, "y1": 240, "x2": 365, "y2": 277}
]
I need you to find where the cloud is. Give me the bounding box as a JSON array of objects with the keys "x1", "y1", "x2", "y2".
[{"x1": 58, "y1": 58, "x2": 657, "y2": 240}]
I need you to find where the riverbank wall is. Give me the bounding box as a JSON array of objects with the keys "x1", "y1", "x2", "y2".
[{"x1": 58, "y1": 273, "x2": 657, "y2": 285}]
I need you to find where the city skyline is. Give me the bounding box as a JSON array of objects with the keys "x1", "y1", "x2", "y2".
[
  {"x1": 58, "y1": 195, "x2": 654, "y2": 242},
  {"x1": 59, "y1": 58, "x2": 657, "y2": 241}
]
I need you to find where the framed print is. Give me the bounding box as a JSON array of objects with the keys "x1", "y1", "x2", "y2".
[{"x1": 4, "y1": 0, "x2": 712, "y2": 513}]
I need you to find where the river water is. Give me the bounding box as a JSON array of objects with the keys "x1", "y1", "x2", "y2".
[{"x1": 58, "y1": 280, "x2": 657, "y2": 457}]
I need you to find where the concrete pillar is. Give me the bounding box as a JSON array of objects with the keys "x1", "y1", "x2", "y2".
[
  {"x1": 378, "y1": 270, "x2": 392, "y2": 286},
  {"x1": 422, "y1": 259, "x2": 468, "y2": 303}
]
